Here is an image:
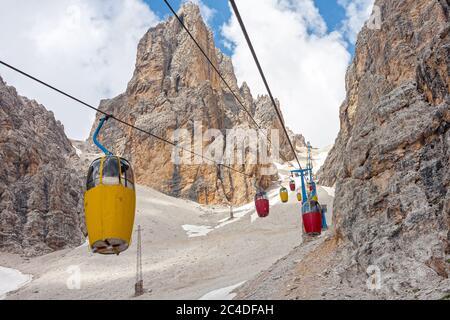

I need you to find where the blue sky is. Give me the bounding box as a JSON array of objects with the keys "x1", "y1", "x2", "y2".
[{"x1": 146, "y1": 0, "x2": 355, "y2": 57}]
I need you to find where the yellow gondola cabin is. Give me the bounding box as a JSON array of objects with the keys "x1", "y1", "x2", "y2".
[
  {"x1": 279, "y1": 187, "x2": 289, "y2": 203},
  {"x1": 84, "y1": 115, "x2": 136, "y2": 255},
  {"x1": 84, "y1": 156, "x2": 136, "y2": 255}
]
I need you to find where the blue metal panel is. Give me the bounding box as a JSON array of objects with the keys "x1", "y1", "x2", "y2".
[{"x1": 290, "y1": 168, "x2": 311, "y2": 206}]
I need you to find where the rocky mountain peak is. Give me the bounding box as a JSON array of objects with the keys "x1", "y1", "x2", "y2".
[
  {"x1": 129, "y1": 2, "x2": 222, "y2": 100},
  {"x1": 240, "y1": 81, "x2": 251, "y2": 93},
  {"x1": 178, "y1": 1, "x2": 203, "y2": 21}
]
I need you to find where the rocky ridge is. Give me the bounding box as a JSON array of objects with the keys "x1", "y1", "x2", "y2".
[
  {"x1": 315, "y1": 0, "x2": 450, "y2": 298},
  {"x1": 0, "y1": 77, "x2": 85, "y2": 256}
]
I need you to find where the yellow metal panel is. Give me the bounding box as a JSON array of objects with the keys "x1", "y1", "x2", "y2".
[
  {"x1": 84, "y1": 185, "x2": 136, "y2": 249},
  {"x1": 99, "y1": 156, "x2": 105, "y2": 184}
]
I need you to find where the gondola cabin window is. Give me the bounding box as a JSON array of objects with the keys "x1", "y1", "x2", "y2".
[
  {"x1": 102, "y1": 157, "x2": 120, "y2": 185},
  {"x1": 86, "y1": 159, "x2": 101, "y2": 190},
  {"x1": 120, "y1": 159, "x2": 135, "y2": 190}
]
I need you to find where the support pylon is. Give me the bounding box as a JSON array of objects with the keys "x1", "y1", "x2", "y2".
[{"x1": 134, "y1": 225, "x2": 144, "y2": 297}]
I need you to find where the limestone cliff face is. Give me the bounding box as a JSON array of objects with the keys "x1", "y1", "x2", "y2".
[
  {"x1": 0, "y1": 77, "x2": 85, "y2": 256},
  {"x1": 319, "y1": 0, "x2": 449, "y2": 297},
  {"x1": 90, "y1": 3, "x2": 302, "y2": 205}
]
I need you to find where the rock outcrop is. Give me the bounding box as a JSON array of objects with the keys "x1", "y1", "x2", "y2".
[
  {"x1": 318, "y1": 0, "x2": 449, "y2": 298},
  {"x1": 89, "y1": 3, "x2": 302, "y2": 205},
  {"x1": 0, "y1": 77, "x2": 85, "y2": 256}
]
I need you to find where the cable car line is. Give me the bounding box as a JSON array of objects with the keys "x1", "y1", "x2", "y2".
[
  {"x1": 0, "y1": 60, "x2": 253, "y2": 179},
  {"x1": 229, "y1": 0, "x2": 303, "y2": 170}
]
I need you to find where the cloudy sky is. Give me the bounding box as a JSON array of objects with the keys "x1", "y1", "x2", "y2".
[{"x1": 0, "y1": 0, "x2": 374, "y2": 147}]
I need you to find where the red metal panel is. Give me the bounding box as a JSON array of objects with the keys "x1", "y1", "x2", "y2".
[{"x1": 302, "y1": 211, "x2": 322, "y2": 234}]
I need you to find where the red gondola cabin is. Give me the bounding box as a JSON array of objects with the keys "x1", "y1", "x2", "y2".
[
  {"x1": 289, "y1": 180, "x2": 296, "y2": 191},
  {"x1": 301, "y1": 201, "x2": 322, "y2": 235},
  {"x1": 255, "y1": 192, "x2": 269, "y2": 218}
]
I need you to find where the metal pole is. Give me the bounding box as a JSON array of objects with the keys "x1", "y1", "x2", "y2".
[
  {"x1": 93, "y1": 116, "x2": 113, "y2": 156},
  {"x1": 135, "y1": 225, "x2": 144, "y2": 297}
]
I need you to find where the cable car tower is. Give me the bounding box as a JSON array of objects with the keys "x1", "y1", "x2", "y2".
[
  {"x1": 306, "y1": 142, "x2": 313, "y2": 179},
  {"x1": 289, "y1": 141, "x2": 325, "y2": 235},
  {"x1": 135, "y1": 225, "x2": 144, "y2": 297}
]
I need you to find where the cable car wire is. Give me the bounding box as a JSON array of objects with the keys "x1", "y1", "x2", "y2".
[
  {"x1": 228, "y1": 0, "x2": 303, "y2": 170},
  {"x1": 0, "y1": 60, "x2": 253, "y2": 178}
]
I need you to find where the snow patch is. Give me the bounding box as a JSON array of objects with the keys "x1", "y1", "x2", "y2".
[
  {"x1": 0, "y1": 266, "x2": 32, "y2": 300},
  {"x1": 142, "y1": 196, "x2": 182, "y2": 207},
  {"x1": 312, "y1": 145, "x2": 333, "y2": 174},
  {"x1": 214, "y1": 206, "x2": 253, "y2": 229},
  {"x1": 321, "y1": 186, "x2": 335, "y2": 198},
  {"x1": 218, "y1": 188, "x2": 280, "y2": 227},
  {"x1": 199, "y1": 281, "x2": 246, "y2": 300},
  {"x1": 274, "y1": 162, "x2": 287, "y2": 170},
  {"x1": 73, "y1": 146, "x2": 83, "y2": 157},
  {"x1": 182, "y1": 225, "x2": 213, "y2": 238},
  {"x1": 278, "y1": 173, "x2": 288, "y2": 182},
  {"x1": 182, "y1": 188, "x2": 281, "y2": 237},
  {"x1": 274, "y1": 161, "x2": 296, "y2": 171},
  {"x1": 77, "y1": 239, "x2": 89, "y2": 249}
]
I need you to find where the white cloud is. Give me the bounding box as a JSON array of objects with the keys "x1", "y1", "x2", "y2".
[
  {"x1": 0, "y1": 0, "x2": 159, "y2": 140},
  {"x1": 222, "y1": 0, "x2": 351, "y2": 147},
  {"x1": 338, "y1": 0, "x2": 376, "y2": 42},
  {"x1": 182, "y1": 0, "x2": 217, "y2": 26}
]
